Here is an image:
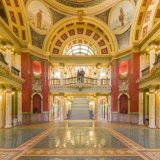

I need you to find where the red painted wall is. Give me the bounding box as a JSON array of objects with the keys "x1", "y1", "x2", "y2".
[
  {"x1": 130, "y1": 53, "x2": 140, "y2": 112},
  {"x1": 21, "y1": 53, "x2": 49, "y2": 113},
  {"x1": 111, "y1": 53, "x2": 140, "y2": 113},
  {"x1": 22, "y1": 53, "x2": 31, "y2": 112}
]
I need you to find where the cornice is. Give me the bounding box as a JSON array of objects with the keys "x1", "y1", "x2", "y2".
[
  {"x1": 44, "y1": 0, "x2": 117, "y2": 16},
  {"x1": 139, "y1": 20, "x2": 160, "y2": 51},
  {"x1": 0, "y1": 61, "x2": 25, "y2": 84},
  {"x1": 0, "y1": 18, "x2": 22, "y2": 50},
  {"x1": 136, "y1": 62, "x2": 160, "y2": 85}
]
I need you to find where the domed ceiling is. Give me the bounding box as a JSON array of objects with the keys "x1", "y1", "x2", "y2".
[{"x1": 54, "y1": 0, "x2": 106, "y2": 8}]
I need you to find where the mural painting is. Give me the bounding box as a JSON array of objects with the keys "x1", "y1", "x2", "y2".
[
  {"x1": 27, "y1": 0, "x2": 51, "y2": 34},
  {"x1": 110, "y1": 1, "x2": 134, "y2": 34}
]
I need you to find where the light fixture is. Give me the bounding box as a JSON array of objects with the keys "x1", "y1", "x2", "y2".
[{"x1": 146, "y1": 92, "x2": 149, "y2": 95}]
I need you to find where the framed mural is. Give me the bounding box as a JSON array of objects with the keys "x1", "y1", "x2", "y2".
[
  {"x1": 27, "y1": 0, "x2": 52, "y2": 35},
  {"x1": 109, "y1": 0, "x2": 134, "y2": 34}
]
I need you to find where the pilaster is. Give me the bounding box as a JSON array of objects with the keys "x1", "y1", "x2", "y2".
[
  {"x1": 4, "y1": 84, "x2": 12, "y2": 128},
  {"x1": 148, "y1": 85, "x2": 156, "y2": 128},
  {"x1": 139, "y1": 88, "x2": 144, "y2": 125}
]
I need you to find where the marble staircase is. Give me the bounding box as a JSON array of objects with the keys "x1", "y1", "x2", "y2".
[{"x1": 70, "y1": 97, "x2": 90, "y2": 120}]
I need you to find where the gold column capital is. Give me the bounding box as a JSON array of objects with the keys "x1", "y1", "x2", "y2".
[{"x1": 59, "y1": 92, "x2": 64, "y2": 98}]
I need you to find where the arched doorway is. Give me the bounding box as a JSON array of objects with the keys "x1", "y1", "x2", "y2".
[
  {"x1": 118, "y1": 92, "x2": 130, "y2": 114},
  {"x1": 31, "y1": 92, "x2": 43, "y2": 114},
  {"x1": 33, "y1": 94, "x2": 41, "y2": 113},
  {"x1": 120, "y1": 94, "x2": 128, "y2": 114}
]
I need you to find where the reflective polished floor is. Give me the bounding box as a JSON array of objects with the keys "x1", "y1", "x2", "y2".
[{"x1": 0, "y1": 120, "x2": 160, "y2": 160}]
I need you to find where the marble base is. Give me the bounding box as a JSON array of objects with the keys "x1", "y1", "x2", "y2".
[
  {"x1": 4, "y1": 125, "x2": 12, "y2": 128},
  {"x1": 22, "y1": 113, "x2": 49, "y2": 125},
  {"x1": 111, "y1": 113, "x2": 139, "y2": 125}
]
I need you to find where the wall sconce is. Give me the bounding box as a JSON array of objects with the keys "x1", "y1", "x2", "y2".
[
  {"x1": 33, "y1": 72, "x2": 42, "y2": 80},
  {"x1": 146, "y1": 92, "x2": 149, "y2": 95},
  {"x1": 119, "y1": 72, "x2": 128, "y2": 80}
]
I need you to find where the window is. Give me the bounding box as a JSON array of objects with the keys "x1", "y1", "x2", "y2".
[{"x1": 64, "y1": 44, "x2": 95, "y2": 56}]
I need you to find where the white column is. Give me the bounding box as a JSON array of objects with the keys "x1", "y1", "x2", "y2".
[
  {"x1": 150, "y1": 49, "x2": 155, "y2": 70},
  {"x1": 139, "y1": 89, "x2": 144, "y2": 125},
  {"x1": 156, "y1": 87, "x2": 160, "y2": 128},
  {"x1": 145, "y1": 92, "x2": 148, "y2": 119},
  {"x1": 4, "y1": 85, "x2": 12, "y2": 128},
  {"x1": 59, "y1": 93, "x2": 64, "y2": 122},
  {"x1": 97, "y1": 63, "x2": 101, "y2": 85},
  {"x1": 16, "y1": 88, "x2": 22, "y2": 125},
  {"x1": 14, "y1": 52, "x2": 21, "y2": 77},
  {"x1": 148, "y1": 86, "x2": 156, "y2": 128},
  {"x1": 49, "y1": 93, "x2": 53, "y2": 122},
  {"x1": 64, "y1": 97, "x2": 67, "y2": 120},
  {"x1": 108, "y1": 94, "x2": 111, "y2": 122},
  {"x1": 60, "y1": 63, "x2": 64, "y2": 85},
  {"x1": 96, "y1": 93, "x2": 101, "y2": 122}
]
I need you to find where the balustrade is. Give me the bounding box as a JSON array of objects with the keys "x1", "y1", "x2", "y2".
[
  {"x1": 51, "y1": 79, "x2": 60, "y2": 85},
  {"x1": 11, "y1": 66, "x2": 20, "y2": 76},
  {"x1": 0, "y1": 52, "x2": 8, "y2": 65},
  {"x1": 51, "y1": 77, "x2": 110, "y2": 85},
  {"x1": 141, "y1": 66, "x2": 150, "y2": 77},
  {"x1": 100, "y1": 79, "x2": 110, "y2": 85}
]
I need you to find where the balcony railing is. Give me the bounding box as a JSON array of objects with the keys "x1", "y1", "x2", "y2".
[
  {"x1": 11, "y1": 66, "x2": 20, "y2": 76},
  {"x1": 51, "y1": 77, "x2": 110, "y2": 85},
  {"x1": 101, "y1": 79, "x2": 110, "y2": 85},
  {"x1": 154, "y1": 54, "x2": 160, "y2": 65},
  {"x1": 142, "y1": 66, "x2": 150, "y2": 77},
  {"x1": 63, "y1": 77, "x2": 97, "y2": 85},
  {"x1": 0, "y1": 52, "x2": 8, "y2": 65},
  {"x1": 51, "y1": 78, "x2": 60, "y2": 85}
]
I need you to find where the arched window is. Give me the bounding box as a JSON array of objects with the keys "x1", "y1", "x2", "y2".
[{"x1": 64, "y1": 44, "x2": 95, "y2": 56}]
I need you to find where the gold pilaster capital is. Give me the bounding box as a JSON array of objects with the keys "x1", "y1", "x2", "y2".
[
  {"x1": 16, "y1": 88, "x2": 22, "y2": 92},
  {"x1": 96, "y1": 63, "x2": 101, "y2": 69},
  {"x1": 3, "y1": 84, "x2": 12, "y2": 92},
  {"x1": 59, "y1": 92, "x2": 64, "y2": 98},
  {"x1": 148, "y1": 85, "x2": 157, "y2": 94},
  {"x1": 139, "y1": 88, "x2": 144, "y2": 92},
  {"x1": 96, "y1": 92, "x2": 101, "y2": 98},
  {"x1": 60, "y1": 63, "x2": 64, "y2": 69}
]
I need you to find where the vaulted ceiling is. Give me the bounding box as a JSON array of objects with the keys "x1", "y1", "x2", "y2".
[{"x1": 0, "y1": 0, "x2": 159, "y2": 56}]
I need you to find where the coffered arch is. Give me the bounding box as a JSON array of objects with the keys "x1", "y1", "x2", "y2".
[
  {"x1": 0, "y1": 0, "x2": 30, "y2": 42},
  {"x1": 44, "y1": 16, "x2": 118, "y2": 55},
  {"x1": 131, "y1": 0, "x2": 160, "y2": 43}
]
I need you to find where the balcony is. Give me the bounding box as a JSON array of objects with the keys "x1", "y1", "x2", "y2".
[
  {"x1": 50, "y1": 77, "x2": 111, "y2": 92},
  {"x1": 51, "y1": 77, "x2": 110, "y2": 85}
]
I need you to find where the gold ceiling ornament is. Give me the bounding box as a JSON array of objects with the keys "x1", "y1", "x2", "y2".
[
  {"x1": 33, "y1": 72, "x2": 42, "y2": 81},
  {"x1": 94, "y1": 72, "x2": 97, "y2": 76},
  {"x1": 119, "y1": 72, "x2": 128, "y2": 81},
  {"x1": 77, "y1": 10, "x2": 84, "y2": 21}
]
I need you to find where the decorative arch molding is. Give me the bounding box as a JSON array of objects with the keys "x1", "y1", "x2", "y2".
[
  {"x1": 43, "y1": 16, "x2": 118, "y2": 54},
  {"x1": 117, "y1": 92, "x2": 130, "y2": 114},
  {"x1": 31, "y1": 92, "x2": 43, "y2": 114}
]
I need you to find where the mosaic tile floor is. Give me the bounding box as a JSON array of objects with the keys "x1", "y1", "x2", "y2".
[{"x1": 1, "y1": 119, "x2": 160, "y2": 159}]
